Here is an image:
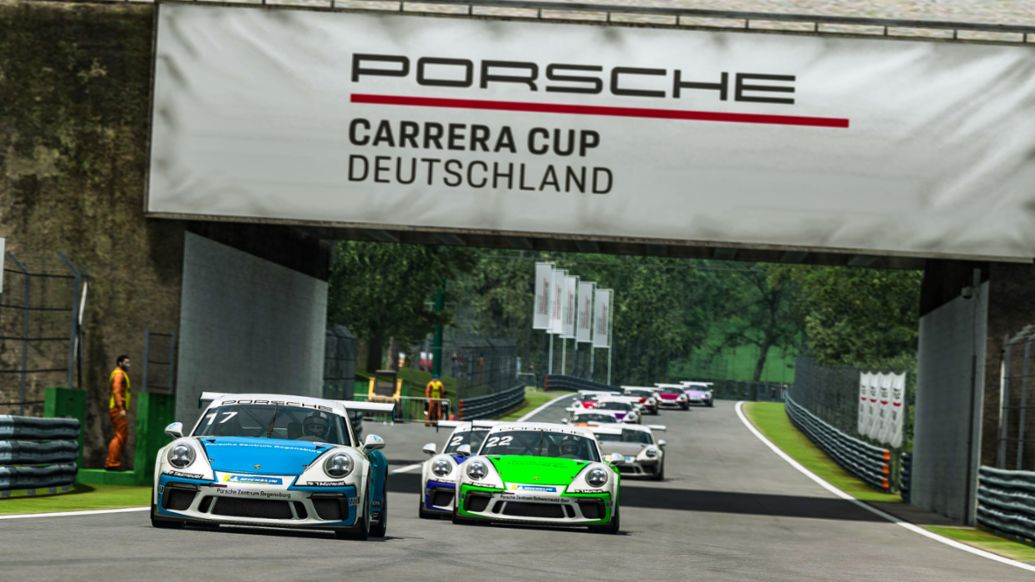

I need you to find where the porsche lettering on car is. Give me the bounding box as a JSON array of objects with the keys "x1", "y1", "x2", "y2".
[
  {"x1": 453, "y1": 423, "x2": 621, "y2": 533},
  {"x1": 151, "y1": 392, "x2": 392, "y2": 540}
]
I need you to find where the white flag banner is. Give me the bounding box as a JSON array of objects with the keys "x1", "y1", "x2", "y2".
[
  {"x1": 592, "y1": 288, "x2": 612, "y2": 348},
  {"x1": 875, "y1": 374, "x2": 892, "y2": 443},
  {"x1": 857, "y1": 372, "x2": 869, "y2": 436},
  {"x1": 561, "y1": 275, "x2": 577, "y2": 339},
  {"x1": 533, "y1": 262, "x2": 553, "y2": 330},
  {"x1": 549, "y1": 269, "x2": 566, "y2": 335},
  {"x1": 888, "y1": 373, "x2": 907, "y2": 448},
  {"x1": 866, "y1": 375, "x2": 881, "y2": 440},
  {"x1": 576, "y1": 281, "x2": 595, "y2": 343}
]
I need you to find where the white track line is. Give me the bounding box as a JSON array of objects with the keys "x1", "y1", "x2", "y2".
[
  {"x1": 734, "y1": 401, "x2": 1035, "y2": 574},
  {"x1": 0, "y1": 506, "x2": 149, "y2": 520},
  {"x1": 518, "y1": 392, "x2": 575, "y2": 422},
  {"x1": 390, "y1": 463, "x2": 421, "y2": 474}
]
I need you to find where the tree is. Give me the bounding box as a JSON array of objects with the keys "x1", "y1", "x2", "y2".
[{"x1": 327, "y1": 241, "x2": 474, "y2": 372}]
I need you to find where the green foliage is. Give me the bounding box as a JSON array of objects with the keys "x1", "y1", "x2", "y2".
[
  {"x1": 327, "y1": 241, "x2": 475, "y2": 369},
  {"x1": 778, "y1": 266, "x2": 922, "y2": 370}
]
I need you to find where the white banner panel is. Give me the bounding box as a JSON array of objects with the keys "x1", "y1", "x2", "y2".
[
  {"x1": 592, "y1": 288, "x2": 612, "y2": 348},
  {"x1": 857, "y1": 372, "x2": 869, "y2": 437},
  {"x1": 866, "y1": 377, "x2": 880, "y2": 440},
  {"x1": 561, "y1": 275, "x2": 577, "y2": 339},
  {"x1": 532, "y1": 262, "x2": 553, "y2": 330},
  {"x1": 150, "y1": 4, "x2": 1035, "y2": 262},
  {"x1": 576, "y1": 280, "x2": 595, "y2": 343},
  {"x1": 549, "y1": 269, "x2": 566, "y2": 335},
  {"x1": 888, "y1": 373, "x2": 907, "y2": 449}
]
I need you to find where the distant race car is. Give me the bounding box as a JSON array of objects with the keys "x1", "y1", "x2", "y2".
[
  {"x1": 655, "y1": 385, "x2": 690, "y2": 410},
  {"x1": 568, "y1": 397, "x2": 640, "y2": 423},
  {"x1": 419, "y1": 420, "x2": 501, "y2": 518},
  {"x1": 589, "y1": 424, "x2": 667, "y2": 481},
  {"x1": 571, "y1": 390, "x2": 614, "y2": 410},
  {"x1": 564, "y1": 409, "x2": 622, "y2": 427},
  {"x1": 621, "y1": 386, "x2": 659, "y2": 415},
  {"x1": 453, "y1": 423, "x2": 622, "y2": 533},
  {"x1": 152, "y1": 392, "x2": 393, "y2": 540},
  {"x1": 679, "y1": 381, "x2": 714, "y2": 407}
]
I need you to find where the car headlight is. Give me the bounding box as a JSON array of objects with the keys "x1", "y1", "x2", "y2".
[
  {"x1": 324, "y1": 453, "x2": 354, "y2": 478},
  {"x1": 644, "y1": 447, "x2": 659, "y2": 458},
  {"x1": 586, "y1": 467, "x2": 609, "y2": 488},
  {"x1": 432, "y1": 458, "x2": 453, "y2": 478},
  {"x1": 168, "y1": 443, "x2": 195, "y2": 468},
  {"x1": 678, "y1": 395, "x2": 687, "y2": 401},
  {"x1": 466, "y1": 460, "x2": 488, "y2": 480}
]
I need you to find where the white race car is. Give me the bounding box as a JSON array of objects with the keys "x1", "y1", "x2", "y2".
[
  {"x1": 591, "y1": 397, "x2": 642, "y2": 424},
  {"x1": 589, "y1": 424, "x2": 667, "y2": 480},
  {"x1": 563, "y1": 409, "x2": 623, "y2": 427},
  {"x1": 621, "y1": 386, "x2": 660, "y2": 415},
  {"x1": 152, "y1": 393, "x2": 393, "y2": 540},
  {"x1": 418, "y1": 420, "x2": 502, "y2": 518}
]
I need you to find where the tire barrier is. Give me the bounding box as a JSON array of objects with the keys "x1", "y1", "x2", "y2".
[
  {"x1": 900, "y1": 452, "x2": 912, "y2": 503},
  {"x1": 0, "y1": 415, "x2": 79, "y2": 494},
  {"x1": 977, "y1": 466, "x2": 1035, "y2": 546},
  {"x1": 785, "y1": 396, "x2": 892, "y2": 491},
  {"x1": 543, "y1": 375, "x2": 621, "y2": 393},
  {"x1": 458, "y1": 384, "x2": 525, "y2": 420}
]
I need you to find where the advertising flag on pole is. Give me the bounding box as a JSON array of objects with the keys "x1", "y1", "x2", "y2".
[
  {"x1": 888, "y1": 373, "x2": 906, "y2": 448},
  {"x1": 549, "y1": 269, "x2": 566, "y2": 335},
  {"x1": 561, "y1": 275, "x2": 577, "y2": 339},
  {"x1": 866, "y1": 376, "x2": 881, "y2": 440},
  {"x1": 857, "y1": 372, "x2": 869, "y2": 436},
  {"x1": 576, "y1": 281, "x2": 594, "y2": 343},
  {"x1": 533, "y1": 262, "x2": 553, "y2": 330},
  {"x1": 592, "y1": 288, "x2": 612, "y2": 349}
]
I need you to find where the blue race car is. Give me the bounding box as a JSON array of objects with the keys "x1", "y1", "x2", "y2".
[
  {"x1": 152, "y1": 392, "x2": 393, "y2": 540},
  {"x1": 419, "y1": 420, "x2": 504, "y2": 518}
]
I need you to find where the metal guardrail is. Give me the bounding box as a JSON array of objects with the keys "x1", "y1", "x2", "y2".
[
  {"x1": 785, "y1": 396, "x2": 891, "y2": 491},
  {"x1": 977, "y1": 466, "x2": 1035, "y2": 545},
  {"x1": 458, "y1": 384, "x2": 525, "y2": 420},
  {"x1": 0, "y1": 416, "x2": 79, "y2": 492},
  {"x1": 544, "y1": 374, "x2": 620, "y2": 393}
]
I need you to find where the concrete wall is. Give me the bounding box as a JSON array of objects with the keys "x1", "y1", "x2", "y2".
[
  {"x1": 912, "y1": 279, "x2": 987, "y2": 523},
  {"x1": 175, "y1": 233, "x2": 328, "y2": 427}
]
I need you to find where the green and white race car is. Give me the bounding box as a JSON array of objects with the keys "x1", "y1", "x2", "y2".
[{"x1": 453, "y1": 423, "x2": 622, "y2": 533}]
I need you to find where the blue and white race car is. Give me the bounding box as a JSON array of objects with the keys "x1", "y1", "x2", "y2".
[
  {"x1": 419, "y1": 420, "x2": 504, "y2": 518},
  {"x1": 152, "y1": 392, "x2": 393, "y2": 540}
]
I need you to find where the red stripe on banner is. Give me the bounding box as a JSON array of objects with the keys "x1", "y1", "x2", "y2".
[{"x1": 350, "y1": 94, "x2": 851, "y2": 129}]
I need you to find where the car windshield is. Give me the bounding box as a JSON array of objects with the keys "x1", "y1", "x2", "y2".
[
  {"x1": 445, "y1": 428, "x2": 490, "y2": 453},
  {"x1": 661, "y1": 387, "x2": 683, "y2": 395},
  {"x1": 194, "y1": 404, "x2": 350, "y2": 445},
  {"x1": 575, "y1": 414, "x2": 617, "y2": 423},
  {"x1": 596, "y1": 430, "x2": 653, "y2": 444},
  {"x1": 596, "y1": 401, "x2": 630, "y2": 411},
  {"x1": 625, "y1": 390, "x2": 651, "y2": 397},
  {"x1": 478, "y1": 430, "x2": 600, "y2": 462}
]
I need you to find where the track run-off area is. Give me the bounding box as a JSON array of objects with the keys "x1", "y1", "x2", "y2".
[{"x1": 3, "y1": 397, "x2": 1030, "y2": 581}]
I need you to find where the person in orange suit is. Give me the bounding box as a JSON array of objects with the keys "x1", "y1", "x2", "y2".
[
  {"x1": 425, "y1": 374, "x2": 445, "y2": 427},
  {"x1": 104, "y1": 354, "x2": 132, "y2": 470}
]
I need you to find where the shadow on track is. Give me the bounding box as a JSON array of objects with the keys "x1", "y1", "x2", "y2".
[{"x1": 387, "y1": 473, "x2": 882, "y2": 523}]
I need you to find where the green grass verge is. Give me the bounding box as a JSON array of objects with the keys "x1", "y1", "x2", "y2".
[
  {"x1": 743, "y1": 402, "x2": 899, "y2": 504},
  {"x1": 497, "y1": 388, "x2": 572, "y2": 421},
  {"x1": 744, "y1": 401, "x2": 1035, "y2": 563},
  {"x1": 926, "y1": 526, "x2": 1035, "y2": 562},
  {"x1": 0, "y1": 484, "x2": 150, "y2": 515}
]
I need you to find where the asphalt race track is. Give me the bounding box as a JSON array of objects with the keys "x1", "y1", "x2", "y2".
[{"x1": 4, "y1": 398, "x2": 1029, "y2": 581}]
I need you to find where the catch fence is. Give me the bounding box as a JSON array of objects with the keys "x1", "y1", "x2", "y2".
[
  {"x1": 443, "y1": 335, "x2": 518, "y2": 399},
  {"x1": 324, "y1": 325, "x2": 358, "y2": 401},
  {"x1": 996, "y1": 325, "x2": 1035, "y2": 470}
]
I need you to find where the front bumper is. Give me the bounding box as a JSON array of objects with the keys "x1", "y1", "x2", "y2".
[
  {"x1": 154, "y1": 474, "x2": 359, "y2": 529},
  {"x1": 613, "y1": 458, "x2": 661, "y2": 477},
  {"x1": 456, "y1": 484, "x2": 613, "y2": 526},
  {"x1": 423, "y1": 479, "x2": 457, "y2": 514},
  {"x1": 657, "y1": 400, "x2": 686, "y2": 408}
]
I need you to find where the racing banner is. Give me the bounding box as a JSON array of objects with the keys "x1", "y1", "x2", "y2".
[
  {"x1": 882, "y1": 373, "x2": 907, "y2": 448},
  {"x1": 592, "y1": 288, "x2": 612, "y2": 349},
  {"x1": 858, "y1": 371, "x2": 907, "y2": 447},
  {"x1": 533, "y1": 262, "x2": 553, "y2": 330},
  {"x1": 857, "y1": 372, "x2": 870, "y2": 436},
  {"x1": 549, "y1": 268, "x2": 566, "y2": 335},
  {"x1": 561, "y1": 275, "x2": 577, "y2": 339},
  {"x1": 576, "y1": 280, "x2": 595, "y2": 343},
  {"x1": 150, "y1": 4, "x2": 1035, "y2": 263},
  {"x1": 866, "y1": 377, "x2": 881, "y2": 441}
]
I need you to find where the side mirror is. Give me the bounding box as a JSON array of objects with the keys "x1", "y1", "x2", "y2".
[
  {"x1": 608, "y1": 452, "x2": 624, "y2": 464},
  {"x1": 456, "y1": 444, "x2": 472, "y2": 457},
  {"x1": 422, "y1": 442, "x2": 437, "y2": 456},
  {"x1": 657, "y1": 439, "x2": 667, "y2": 448},
  {"x1": 364, "y1": 434, "x2": 385, "y2": 451},
  {"x1": 164, "y1": 422, "x2": 184, "y2": 439}
]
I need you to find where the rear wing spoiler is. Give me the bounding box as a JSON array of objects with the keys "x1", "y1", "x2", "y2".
[{"x1": 197, "y1": 392, "x2": 394, "y2": 414}]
